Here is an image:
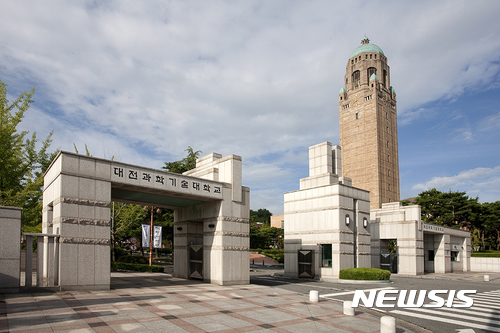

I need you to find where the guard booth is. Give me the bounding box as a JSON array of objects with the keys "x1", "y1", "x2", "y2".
[{"x1": 42, "y1": 151, "x2": 250, "y2": 290}]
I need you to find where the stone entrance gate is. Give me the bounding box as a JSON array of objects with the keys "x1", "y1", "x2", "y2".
[{"x1": 42, "y1": 151, "x2": 249, "y2": 290}]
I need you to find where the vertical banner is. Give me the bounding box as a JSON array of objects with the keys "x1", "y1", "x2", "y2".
[
  {"x1": 142, "y1": 224, "x2": 150, "y2": 248},
  {"x1": 153, "y1": 226, "x2": 162, "y2": 249}
]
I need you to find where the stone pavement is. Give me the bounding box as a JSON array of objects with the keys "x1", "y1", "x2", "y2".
[{"x1": 0, "y1": 271, "x2": 416, "y2": 333}]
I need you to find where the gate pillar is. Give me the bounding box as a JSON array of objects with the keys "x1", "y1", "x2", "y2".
[
  {"x1": 43, "y1": 152, "x2": 111, "y2": 290},
  {"x1": 177, "y1": 154, "x2": 250, "y2": 285}
]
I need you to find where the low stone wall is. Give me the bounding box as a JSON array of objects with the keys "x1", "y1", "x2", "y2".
[
  {"x1": 470, "y1": 257, "x2": 500, "y2": 272},
  {"x1": 0, "y1": 206, "x2": 22, "y2": 293}
]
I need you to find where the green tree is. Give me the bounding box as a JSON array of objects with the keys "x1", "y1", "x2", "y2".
[
  {"x1": 415, "y1": 188, "x2": 473, "y2": 227},
  {"x1": 163, "y1": 146, "x2": 201, "y2": 173},
  {"x1": 0, "y1": 79, "x2": 56, "y2": 231},
  {"x1": 250, "y1": 208, "x2": 273, "y2": 226}
]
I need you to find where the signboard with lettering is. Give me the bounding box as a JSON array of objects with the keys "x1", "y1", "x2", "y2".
[
  {"x1": 111, "y1": 162, "x2": 223, "y2": 200},
  {"x1": 422, "y1": 223, "x2": 444, "y2": 234}
]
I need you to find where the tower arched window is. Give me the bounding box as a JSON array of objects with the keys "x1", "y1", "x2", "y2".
[
  {"x1": 367, "y1": 67, "x2": 376, "y2": 84},
  {"x1": 352, "y1": 70, "x2": 360, "y2": 89},
  {"x1": 383, "y1": 70, "x2": 387, "y2": 87}
]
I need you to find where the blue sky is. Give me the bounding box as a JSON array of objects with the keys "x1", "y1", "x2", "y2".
[{"x1": 1, "y1": 0, "x2": 499, "y2": 215}]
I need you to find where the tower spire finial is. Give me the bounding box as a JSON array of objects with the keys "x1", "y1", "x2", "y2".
[{"x1": 361, "y1": 35, "x2": 370, "y2": 45}]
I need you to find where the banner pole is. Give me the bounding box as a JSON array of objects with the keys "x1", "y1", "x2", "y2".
[{"x1": 150, "y1": 206, "x2": 153, "y2": 266}]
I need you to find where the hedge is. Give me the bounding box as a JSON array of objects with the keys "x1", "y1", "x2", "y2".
[
  {"x1": 339, "y1": 267, "x2": 391, "y2": 280},
  {"x1": 117, "y1": 255, "x2": 148, "y2": 264},
  {"x1": 471, "y1": 251, "x2": 500, "y2": 258},
  {"x1": 111, "y1": 262, "x2": 164, "y2": 273}
]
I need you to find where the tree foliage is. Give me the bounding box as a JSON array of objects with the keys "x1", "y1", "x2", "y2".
[
  {"x1": 250, "y1": 208, "x2": 273, "y2": 226},
  {"x1": 0, "y1": 79, "x2": 56, "y2": 231},
  {"x1": 412, "y1": 188, "x2": 500, "y2": 251},
  {"x1": 250, "y1": 224, "x2": 283, "y2": 249},
  {"x1": 163, "y1": 146, "x2": 201, "y2": 174}
]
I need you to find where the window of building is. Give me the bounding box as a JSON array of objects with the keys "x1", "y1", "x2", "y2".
[
  {"x1": 367, "y1": 67, "x2": 376, "y2": 84},
  {"x1": 451, "y1": 251, "x2": 459, "y2": 262},
  {"x1": 365, "y1": 55, "x2": 368, "y2": 59},
  {"x1": 387, "y1": 141, "x2": 389, "y2": 148},
  {"x1": 355, "y1": 58, "x2": 357, "y2": 63},
  {"x1": 370, "y1": 54, "x2": 372, "y2": 59},
  {"x1": 388, "y1": 169, "x2": 390, "y2": 177},
  {"x1": 356, "y1": 113, "x2": 359, "y2": 119},
  {"x1": 322, "y1": 244, "x2": 332, "y2": 267},
  {"x1": 359, "y1": 56, "x2": 361, "y2": 61},
  {"x1": 387, "y1": 155, "x2": 390, "y2": 162},
  {"x1": 388, "y1": 184, "x2": 391, "y2": 191},
  {"x1": 352, "y1": 70, "x2": 360, "y2": 89},
  {"x1": 375, "y1": 54, "x2": 377, "y2": 59},
  {"x1": 428, "y1": 250, "x2": 435, "y2": 262},
  {"x1": 351, "y1": 59, "x2": 354, "y2": 65},
  {"x1": 386, "y1": 112, "x2": 388, "y2": 119},
  {"x1": 383, "y1": 70, "x2": 387, "y2": 87}
]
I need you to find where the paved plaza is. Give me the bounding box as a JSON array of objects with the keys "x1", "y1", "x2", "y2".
[{"x1": 0, "y1": 271, "x2": 416, "y2": 333}]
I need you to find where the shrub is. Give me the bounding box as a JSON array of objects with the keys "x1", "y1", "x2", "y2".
[
  {"x1": 158, "y1": 248, "x2": 173, "y2": 255},
  {"x1": 117, "y1": 255, "x2": 148, "y2": 264},
  {"x1": 339, "y1": 267, "x2": 391, "y2": 280},
  {"x1": 471, "y1": 251, "x2": 500, "y2": 257},
  {"x1": 261, "y1": 249, "x2": 284, "y2": 263},
  {"x1": 111, "y1": 262, "x2": 164, "y2": 273}
]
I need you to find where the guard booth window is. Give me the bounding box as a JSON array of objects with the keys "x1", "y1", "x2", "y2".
[
  {"x1": 322, "y1": 244, "x2": 332, "y2": 267},
  {"x1": 451, "y1": 251, "x2": 459, "y2": 262}
]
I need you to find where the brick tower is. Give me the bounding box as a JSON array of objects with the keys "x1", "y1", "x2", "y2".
[{"x1": 338, "y1": 37, "x2": 400, "y2": 210}]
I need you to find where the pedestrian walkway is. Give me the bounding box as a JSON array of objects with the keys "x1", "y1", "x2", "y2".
[
  {"x1": 390, "y1": 289, "x2": 500, "y2": 332},
  {"x1": 0, "y1": 271, "x2": 416, "y2": 332}
]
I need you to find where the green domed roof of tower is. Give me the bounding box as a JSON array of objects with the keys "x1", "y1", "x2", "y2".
[
  {"x1": 390, "y1": 86, "x2": 396, "y2": 93},
  {"x1": 349, "y1": 37, "x2": 385, "y2": 59},
  {"x1": 370, "y1": 73, "x2": 378, "y2": 81},
  {"x1": 339, "y1": 87, "x2": 346, "y2": 94}
]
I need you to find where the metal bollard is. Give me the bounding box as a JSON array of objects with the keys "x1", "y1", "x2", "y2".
[
  {"x1": 343, "y1": 301, "x2": 355, "y2": 316},
  {"x1": 309, "y1": 290, "x2": 319, "y2": 302},
  {"x1": 380, "y1": 316, "x2": 396, "y2": 333},
  {"x1": 484, "y1": 275, "x2": 490, "y2": 282}
]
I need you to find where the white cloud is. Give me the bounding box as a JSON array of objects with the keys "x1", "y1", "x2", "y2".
[{"x1": 412, "y1": 166, "x2": 500, "y2": 202}]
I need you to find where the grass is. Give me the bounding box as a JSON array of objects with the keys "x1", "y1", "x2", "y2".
[{"x1": 471, "y1": 250, "x2": 500, "y2": 257}]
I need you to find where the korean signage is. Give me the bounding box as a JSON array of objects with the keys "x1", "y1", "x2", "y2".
[
  {"x1": 422, "y1": 223, "x2": 444, "y2": 234},
  {"x1": 111, "y1": 162, "x2": 223, "y2": 200}
]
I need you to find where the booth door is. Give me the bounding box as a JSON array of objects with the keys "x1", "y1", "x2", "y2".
[
  {"x1": 189, "y1": 245, "x2": 203, "y2": 279},
  {"x1": 298, "y1": 250, "x2": 315, "y2": 278}
]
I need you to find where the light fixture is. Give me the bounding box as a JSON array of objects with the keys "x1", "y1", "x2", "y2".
[
  {"x1": 363, "y1": 217, "x2": 368, "y2": 228},
  {"x1": 345, "y1": 214, "x2": 350, "y2": 226}
]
